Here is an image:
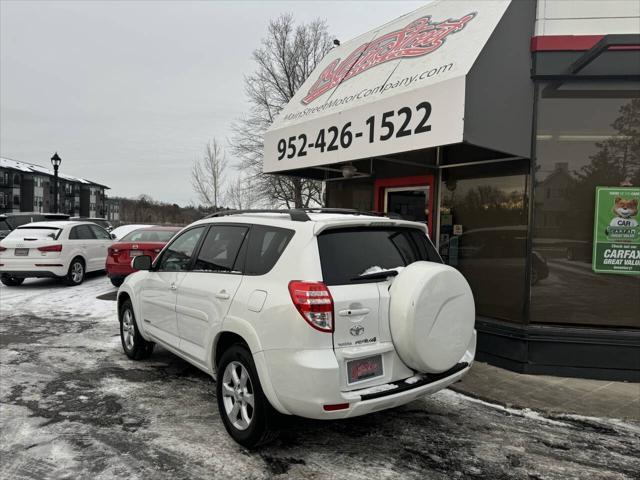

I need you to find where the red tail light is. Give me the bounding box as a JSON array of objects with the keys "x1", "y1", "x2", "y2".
[
  {"x1": 288, "y1": 281, "x2": 334, "y2": 332},
  {"x1": 37, "y1": 244, "x2": 62, "y2": 252}
]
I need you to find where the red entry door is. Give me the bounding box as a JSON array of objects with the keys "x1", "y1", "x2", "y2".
[{"x1": 374, "y1": 175, "x2": 435, "y2": 237}]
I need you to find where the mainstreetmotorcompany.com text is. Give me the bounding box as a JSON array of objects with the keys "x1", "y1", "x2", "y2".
[{"x1": 284, "y1": 62, "x2": 454, "y2": 121}]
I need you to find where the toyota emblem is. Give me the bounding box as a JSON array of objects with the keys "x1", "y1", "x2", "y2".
[{"x1": 349, "y1": 325, "x2": 365, "y2": 336}]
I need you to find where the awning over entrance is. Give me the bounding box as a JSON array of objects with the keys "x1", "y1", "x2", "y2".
[{"x1": 264, "y1": 0, "x2": 536, "y2": 175}]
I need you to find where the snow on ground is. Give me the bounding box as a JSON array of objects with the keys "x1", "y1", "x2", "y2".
[{"x1": 1, "y1": 275, "x2": 639, "y2": 479}]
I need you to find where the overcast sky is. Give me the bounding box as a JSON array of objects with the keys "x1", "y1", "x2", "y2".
[{"x1": 1, "y1": 0, "x2": 425, "y2": 205}]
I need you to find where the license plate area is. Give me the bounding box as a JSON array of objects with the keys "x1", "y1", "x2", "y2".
[
  {"x1": 129, "y1": 249, "x2": 142, "y2": 257},
  {"x1": 347, "y1": 355, "x2": 383, "y2": 384},
  {"x1": 14, "y1": 248, "x2": 29, "y2": 256}
]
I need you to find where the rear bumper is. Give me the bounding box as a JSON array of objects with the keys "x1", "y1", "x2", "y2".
[
  {"x1": 0, "y1": 258, "x2": 68, "y2": 278},
  {"x1": 260, "y1": 331, "x2": 476, "y2": 419},
  {"x1": 105, "y1": 261, "x2": 134, "y2": 278},
  {"x1": 1, "y1": 270, "x2": 61, "y2": 279},
  {"x1": 340, "y1": 362, "x2": 471, "y2": 418}
]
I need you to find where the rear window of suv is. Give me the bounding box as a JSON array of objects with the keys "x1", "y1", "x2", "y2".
[{"x1": 318, "y1": 227, "x2": 441, "y2": 285}]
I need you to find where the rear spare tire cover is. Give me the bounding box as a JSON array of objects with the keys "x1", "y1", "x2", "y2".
[{"x1": 389, "y1": 261, "x2": 475, "y2": 373}]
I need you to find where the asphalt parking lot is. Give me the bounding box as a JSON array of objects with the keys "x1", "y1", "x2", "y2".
[{"x1": 1, "y1": 275, "x2": 639, "y2": 479}]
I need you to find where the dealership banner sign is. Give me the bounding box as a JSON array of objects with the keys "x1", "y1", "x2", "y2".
[
  {"x1": 592, "y1": 186, "x2": 640, "y2": 275},
  {"x1": 264, "y1": 1, "x2": 511, "y2": 173}
]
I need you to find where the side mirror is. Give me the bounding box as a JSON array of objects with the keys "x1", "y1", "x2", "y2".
[
  {"x1": 110, "y1": 233, "x2": 117, "y2": 240},
  {"x1": 132, "y1": 255, "x2": 152, "y2": 271}
]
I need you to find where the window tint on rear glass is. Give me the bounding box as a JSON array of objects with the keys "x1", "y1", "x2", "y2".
[
  {"x1": 194, "y1": 225, "x2": 248, "y2": 273},
  {"x1": 69, "y1": 225, "x2": 95, "y2": 240},
  {"x1": 122, "y1": 229, "x2": 177, "y2": 243},
  {"x1": 244, "y1": 225, "x2": 294, "y2": 275},
  {"x1": 318, "y1": 227, "x2": 441, "y2": 285}
]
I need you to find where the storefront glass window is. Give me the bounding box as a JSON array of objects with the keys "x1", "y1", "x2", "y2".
[
  {"x1": 326, "y1": 179, "x2": 374, "y2": 211},
  {"x1": 531, "y1": 85, "x2": 640, "y2": 329},
  {"x1": 439, "y1": 160, "x2": 529, "y2": 323}
]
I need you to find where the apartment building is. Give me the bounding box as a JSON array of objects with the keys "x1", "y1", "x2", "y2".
[{"x1": 0, "y1": 157, "x2": 110, "y2": 217}]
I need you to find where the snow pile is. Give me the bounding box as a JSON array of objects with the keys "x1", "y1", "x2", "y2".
[
  {"x1": 441, "y1": 390, "x2": 570, "y2": 427},
  {"x1": 0, "y1": 157, "x2": 103, "y2": 186},
  {"x1": 359, "y1": 266, "x2": 405, "y2": 276},
  {"x1": 404, "y1": 374, "x2": 425, "y2": 385},
  {"x1": 356, "y1": 383, "x2": 398, "y2": 395}
]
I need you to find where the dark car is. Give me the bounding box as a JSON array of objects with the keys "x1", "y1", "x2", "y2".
[
  {"x1": 70, "y1": 217, "x2": 113, "y2": 232},
  {"x1": 451, "y1": 226, "x2": 549, "y2": 284},
  {"x1": 440, "y1": 226, "x2": 549, "y2": 320},
  {"x1": 0, "y1": 212, "x2": 70, "y2": 240}
]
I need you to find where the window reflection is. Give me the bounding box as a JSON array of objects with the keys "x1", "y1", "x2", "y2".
[
  {"x1": 439, "y1": 161, "x2": 529, "y2": 323},
  {"x1": 531, "y1": 89, "x2": 640, "y2": 328}
]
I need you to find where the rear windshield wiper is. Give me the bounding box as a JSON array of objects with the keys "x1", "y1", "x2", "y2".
[{"x1": 350, "y1": 270, "x2": 399, "y2": 281}]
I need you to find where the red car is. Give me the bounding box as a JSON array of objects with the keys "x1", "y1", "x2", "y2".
[{"x1": 106, "y1": 226, "x2": 181, "y2": 287}]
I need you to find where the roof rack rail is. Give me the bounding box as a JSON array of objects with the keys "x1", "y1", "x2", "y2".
[
  {"x1": 204, "y1": 208, "x2": 389, "y2": 222},
  {"x1": 299, "y1": 208, "x2": 378, "y2": 216},
  {"x1": 204, "y1": 209, "x2": 311, "y2": 222}
]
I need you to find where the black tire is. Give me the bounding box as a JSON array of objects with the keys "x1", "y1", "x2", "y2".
[
  {"x1": 110, "y1": 277, "x2": 124, "y2": 288},
  {"x1": 0, "y1": 275, "x2": 24, "y2": 287},
  {"x1": 216, "y1": 344, "x2": 278, "y2": 448},
  {"x1": 119, "y1": 299, "x2": 154, "y2": 360},
  {"x1": 64, "y1": 257, "x2": 85, "y2": 286}
]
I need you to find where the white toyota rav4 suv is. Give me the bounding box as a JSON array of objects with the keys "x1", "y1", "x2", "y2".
[{"x1": 117, "y1": 210, "x2": 476, "y2": 447}]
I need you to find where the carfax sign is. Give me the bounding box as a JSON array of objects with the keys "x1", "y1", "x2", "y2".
[{"x1": 592, "y1": 186, "x2": 640, "y2": 275}]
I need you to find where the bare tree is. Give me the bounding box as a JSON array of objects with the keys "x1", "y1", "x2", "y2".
[
  {"x1": 191, "y1": 139, "x2": 228, "y2": 210},
  {"x1": 226, "y1": 173, "x2": 262, "y2": 210},
  {"x1": 230, "y1": 14, "x2": 332, "y2": 208}
]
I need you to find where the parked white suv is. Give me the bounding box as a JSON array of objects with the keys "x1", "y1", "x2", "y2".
[
  {"x1": 0, "y1": 221, "x2": 113, "y2": 286},
  {"x1": 117, "y1": 210, "x2": 476, "y2": 447}
]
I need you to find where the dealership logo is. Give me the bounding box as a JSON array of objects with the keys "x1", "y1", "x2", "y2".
[
  {"x1": 301, "y1": 12, "x2": 476, "y2": 105},
  {"x1": 350, "y1": 325, "x2": 365, "y2": 336}
]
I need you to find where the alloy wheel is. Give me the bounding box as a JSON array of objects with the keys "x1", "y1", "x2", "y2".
[
  {"x1": 221, "y1": 361, "x2": 255, "y2": 431},
  {"x1": 71, "y1": 262, "x2": 84, "y2": 283},
  {"x1": 122, "y1": 309, "x2": 135, "y2": 351}
]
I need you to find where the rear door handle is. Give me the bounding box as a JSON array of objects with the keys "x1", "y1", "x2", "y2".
[
  {"x1": 338, "y1": 308, "x2": 370, "y2": 317},
  {"x1": 215, "y1": 291, "x2": 230, "y2": 300}
]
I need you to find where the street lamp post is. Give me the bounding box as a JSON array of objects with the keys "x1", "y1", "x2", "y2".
[{"x1": 50, "y1": 152, "x2": 62, "y2": 213}]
